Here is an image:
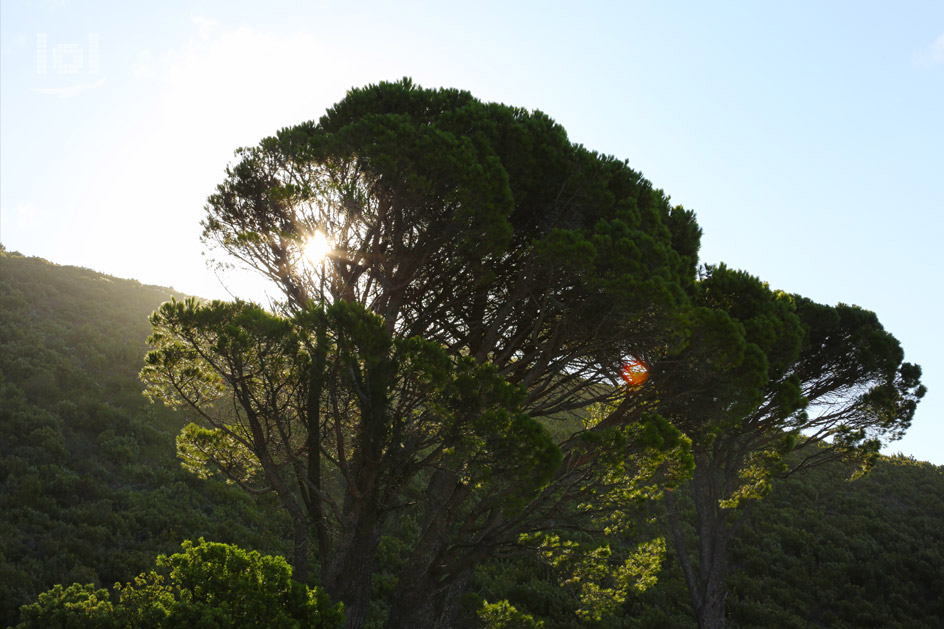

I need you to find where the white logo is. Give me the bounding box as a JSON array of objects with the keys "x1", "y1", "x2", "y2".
[
  {"x1": 37, "y1": 34, "x2": 100, "y2": 75},
  {"x1": 34, "y1": 34, "x2": 104, "y2": 98}
]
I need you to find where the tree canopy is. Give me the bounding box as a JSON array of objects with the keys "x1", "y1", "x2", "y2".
[
  {"x1": 202, "y1": 78, "x2": 700, "y2": 415},
  {"x1": 2, "y1": 245, "x2": 932, "y2": 628},
  {"x1": 642, "y1": 265, "x2": 925, "y2": 628},
  {"x1": 137, "y1": 78, "x2": 924, "y2": 628},
  {"x1": 141, "y1": 78, "x2": 704, "y2": 627}
]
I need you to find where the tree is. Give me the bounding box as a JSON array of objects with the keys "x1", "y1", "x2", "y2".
[
  {"x1": 143, "y1": 299, "x2": 692, "y2": 627},
  {"x1": 144, "y1": 79, "x2": 702, "y2": 627},
  {"x1": 143, "y1": 298, "x2": 568, "y2": 624},
  {"x1": 642, "y1": 265, "x2": 925, "y2": 629},
  {"x1": 17, "y1": 539, "x2": 343, "y2": 628}
]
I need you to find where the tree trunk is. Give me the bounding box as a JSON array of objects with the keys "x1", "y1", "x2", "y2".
[
  {"x1": 665, "y1": 491, "x2": 700, "y2": 619},
  {"x1": 251, "y1": 427, "x2": 311, "y2": 584},
  {"x1": 387, "y1": 588, "x2": 439, "y2": 629},
  {"x1": 385, "y1": 567, "x2": 472, "y2": 629},
  {"x1": 696, "y1": 572, "x2": 726, "y2": 629},
  {"x1": 332, "y1": 553, "x2": 375, "y2": 629},
  {"x1": 322, "y1": 357, "x2": 392, "y2": 628},
  {"x1": 306, "y1": 327, "x2": 332, "y2": 566},
  {"x1": 384, "y1": 469, "x2": 472, "y2": 628},
  {"x1": 291, "y1": 514, "x2": 310, "y2": 585},
  {"x1": 266, "y1": 476, "x2": 310, "y2": 584},
  {"x1": 323, "y1": 506, "x2": 384, "y2": 629},
  {"x1": 666, "y1": 458, "x2": 730, "y2": 629}
]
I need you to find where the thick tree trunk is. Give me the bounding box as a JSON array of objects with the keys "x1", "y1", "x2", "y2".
[
  {"x1": 696, "y1": 574, "x2": 726, "y2": 629},
  {"x1": 323, "y1": 503, "x2": 384, "y2": 629},
  {"x1": 265, "y1": 475, "x2": 310, "y2": 584},
  {"x1": 387, "y1": 588, "x2": 439, "y2": 629},
  {"x1": 666, "y1": 459, "x2": 730, "y2": 629},
  {"x1": 384, "y1": 469, "x2": 472, "y2": 628},
  {"x1": 290, "y1": 514, "x2": 310, "y2": 585},
  {"x1": 385, "y1": 568, "x2": 472, "y2": 629},
  {"x1": 332, "y1": 552, "x2": 376, "y2": 629},
  {"x1": 693, "y1": 488, "x2": 727, "y2": 628},
  {"x1": 665, "y1": 491, "x2": 700, "y2": 618},
  {"x1": 306, "y1": 330, "x2": 332, "y2": 566},
  {"x1": 385, "y1": 469, "x2": 452, "y2": 627},
  {"x1": 322, "y1": 358, "x2": 392, "y2": 628}
]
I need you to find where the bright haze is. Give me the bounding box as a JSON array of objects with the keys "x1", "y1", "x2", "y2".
[{"x1": 1, "y1": 1, "x2": 941, "y2": 464}]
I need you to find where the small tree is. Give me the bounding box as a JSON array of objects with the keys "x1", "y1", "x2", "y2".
[
  {"x1": 17, "y1": 539, "x2": 344, "y2": 628},
  {"x1": 644, "y1": 265, "x2": 925, "y2": 629}
]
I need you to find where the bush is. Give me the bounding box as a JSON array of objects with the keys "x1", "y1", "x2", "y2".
[{"x1": 17, "y1": 539, "x2": 344, "y2": 629}]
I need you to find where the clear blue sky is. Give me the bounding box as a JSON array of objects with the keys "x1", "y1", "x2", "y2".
[{"x1": 2, "y1": 1, "x2": 941, "y2": 463}]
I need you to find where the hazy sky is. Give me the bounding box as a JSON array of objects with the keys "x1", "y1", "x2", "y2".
[{"x1": 1, "y1": 1, "x2": 941, "y2": 464}]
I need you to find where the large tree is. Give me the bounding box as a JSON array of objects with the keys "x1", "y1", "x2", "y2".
[
  {"x1": 144, "y1": 79, "x2": 702, "y2": 627},
  {"x1": 642, "y1": 265, "x2": 925, "y2": 629}
]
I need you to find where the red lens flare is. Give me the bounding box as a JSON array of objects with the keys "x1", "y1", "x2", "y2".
[{"x1": 621, "y1": 359, "x2": 649, "y2": 387}]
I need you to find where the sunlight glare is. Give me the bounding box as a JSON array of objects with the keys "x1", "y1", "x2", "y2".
[{"x1": 303, "y1": 231, "x2": 333, "y2": 265}]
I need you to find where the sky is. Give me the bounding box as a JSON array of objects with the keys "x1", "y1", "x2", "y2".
[{"x1": 1, "y1": 0, "x2": 941, "y2": 464}]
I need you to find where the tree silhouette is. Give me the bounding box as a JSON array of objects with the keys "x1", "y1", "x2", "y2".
[
  {"x1": 147, "y1": 79, "x2": 702, "y2": 627},
  {"x1": 645, "y1": 265, "x2": 925, "y2": 628}
]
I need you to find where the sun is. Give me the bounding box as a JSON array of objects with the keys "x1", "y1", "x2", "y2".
[{"x1": 303, "y1": 231, "x2": 333, "y2": 265}]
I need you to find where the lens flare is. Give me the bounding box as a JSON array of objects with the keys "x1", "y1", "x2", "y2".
[{"x1": 621, "y1": 359, "x2": 649, "y2": 387}]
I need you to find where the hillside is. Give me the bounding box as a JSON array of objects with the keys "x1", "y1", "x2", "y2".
[
  {"x1": 0, "y1": 250, "x2": 291, "y2": 626},
  {"x1": 465, "y1": 452, "x2": 944, "y2": 628},
  {"x1": 1, "y1": 249, "x2": 942, "y2": 628}
]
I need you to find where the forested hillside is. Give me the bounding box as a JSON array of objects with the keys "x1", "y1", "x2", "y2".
[
  {"x1": 1, "y1": 249, "x2": 942, "y2": 628},
  {"x1": 0, "y1": 250, "x2": 292, "y2": 627},
  {"x1": 468, "y1": 453, "x2": 944, "y2": 628}
]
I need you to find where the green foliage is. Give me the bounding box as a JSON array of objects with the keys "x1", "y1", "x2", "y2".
[
  {"x1": 609, "y1": 263, "x2": 922, "y2": 627},
  {"x1": 655, "y1": 265, "x2": 806, "y2": 440},
  {"x1": 17, "y1": 539, "x2": 344, "y2": 628},
  {"x1": 495, "y1": 404, "x2": 691, "y2": 626},
  {"x1": 726, "y1": 455, "x2": 944, "y2": 628},
  {"x1": 2, "y1": 77, "x2": 931, "y2": 629},
  {"x1": 143, "y1": 296, "x2": 566, "y2": 523},
  {"x1": 0, "y1": 252, "x2": 292, "y2": 627},
  {"x1": 469, "y1": 455, "x2": 943, "y2": 628},
  {"x1": 478, "y1": 599, "x2": 545, "y2": 628},
  {"x1": 187, "y1": 80, "x2": 708, "y2": 625},
  {"x1": 17, "y1": 584, "x2": 119, "y2": 629},
  {"x1": 522, "y1": 533, "x2": 666, "y2": 622}
]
